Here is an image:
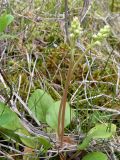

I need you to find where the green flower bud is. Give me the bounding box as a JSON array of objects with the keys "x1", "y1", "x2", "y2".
[
  {"x1": 70, "y1": 33, "x2": 75, "y2": 38},
  {"x1": 92, "y1": 34, "x2": 97, "y2": 39},
  {"x1": 100, "y1": 25, "x2": 110, "y2": 34},
  {"x1": 104, "y1": 25, "x2": 110, "y2": 30},
  {"x1": 71, "y1": 24, "x2": 77, "y2": 29},
  {"x1": 94, "y1": 41, "x2": 101, "y2": 46},
  {"x1": 100, "y1": 29, "x2": 106, "y2": 34},
  {"x1": 102, "y1": 33, "x2": 109, "y2": 38},
  {"x1": 75, "y1": 29, "x2": 80, "y2": 34},
  {"x1": 97, "y1": 32, "x2": 103, "y2": 38}
]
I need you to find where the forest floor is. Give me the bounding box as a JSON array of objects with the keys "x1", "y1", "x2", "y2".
[{"x1": 0, "y1": 0, "x2": 120, "y2": 160}]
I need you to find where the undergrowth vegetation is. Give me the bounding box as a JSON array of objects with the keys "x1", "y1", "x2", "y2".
[{"x1": 0, "y1": 0, "x2": 120, "y2": 159}]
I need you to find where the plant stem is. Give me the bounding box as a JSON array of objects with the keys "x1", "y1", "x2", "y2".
[
  {"x1": 72, "y1": 46, "x2": 91, "y2": 72},
  {"x1": 58, "y1": 48, "x2": 74, "y2": 146},
  {"x1": 58, "y1": 44, "x2": 92, "y2": 146},
  {"x1": 111, "y1": 0, "x2": 115, "y2": 12}
]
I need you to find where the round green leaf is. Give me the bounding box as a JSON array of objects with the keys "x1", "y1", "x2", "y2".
[
  {"x1": 82, "y1": 151, "x2": 108, "y2": 160},
  {"x1": 0, "y1": 102, "x2": 34, "y2": 147},
  {"x1": 28, "y1": 89, "x2": 54, "y2": 122},
  {"x1": 88, "y1": 123, "x2": 116, "y2": 139},
  {"x1": 0, "y1": 14, "x2": 14, "y2": 32},
  {"x1": 18, "y1": 133, "x2": 52, "y2": 149},
  {"x1": 46, "y1": 101, "x2": 73, "y2": 130},
  {"x1": 0, "y1": 102, "x2": 51, "y2": 148},
  {"x1": 0, "y1": 102, "x2": 23, "y2": 131},
  {"x1": 78, "y1": 123, "x2": 116, "y2": 150},
  {"x1": 0, "y1": 127, "x2": 21, "y2": 142}
]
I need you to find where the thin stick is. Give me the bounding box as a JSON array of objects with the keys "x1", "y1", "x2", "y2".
[
  {"x1": 0, "y1": 68, "x2": 13, "y2": 105},
  {"x1": 64, "y1": 0, "x2": 69, "y2": 43}
]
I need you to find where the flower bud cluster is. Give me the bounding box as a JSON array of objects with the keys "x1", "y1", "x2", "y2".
[
  {"x1": 69, "y1": 17, "x2": 82, "y2": 40},
  {"x1": 92, "y1": 25, "x2": 111, "y2": 46}
]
